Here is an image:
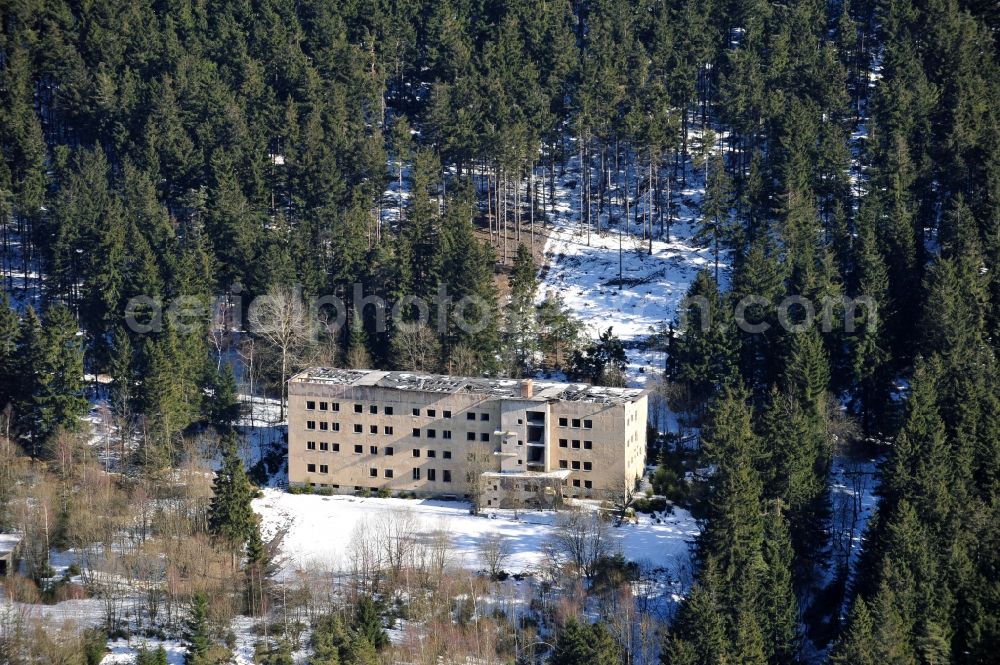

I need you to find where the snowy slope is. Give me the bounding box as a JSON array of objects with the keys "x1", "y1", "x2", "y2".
[{"x1": 537, "y1": 144, "x2": 719, "y2": 390}]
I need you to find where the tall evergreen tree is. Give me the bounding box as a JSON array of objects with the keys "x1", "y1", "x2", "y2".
[{"x1": 208, "y1": 430, "x2": 257, "y2": 554}]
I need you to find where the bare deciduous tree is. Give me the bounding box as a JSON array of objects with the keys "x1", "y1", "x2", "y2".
[
  {"x1": 477, "y1": 531, "x2": 511, "y2": 579},
  {"x1": 551, "y1": 508, "x2": 612, "y2": 579},
  {"x1": 605, "y1": 474, "x2": 640, "y2": 526},
  {"x1": 463, "y1": 441, "x2": 493, "y2": 515},
  {"x1": 246, "y1": 285, "x2": 313, "y2": 420},
  {"x1": 390, "y1": 323, "x2": 441, "y2": 372}
]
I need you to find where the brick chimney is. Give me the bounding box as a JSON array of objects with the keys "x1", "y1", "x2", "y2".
[{"x1": 521, "y1": 379, "x2": 534, "y2": 398}]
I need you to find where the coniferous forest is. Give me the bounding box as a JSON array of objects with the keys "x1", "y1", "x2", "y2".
[{"x1": 1, "y1": 0, "x2": 999, "y2": 663}]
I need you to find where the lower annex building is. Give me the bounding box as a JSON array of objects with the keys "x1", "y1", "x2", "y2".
[{"x1": 287, "y1": 369, "x2": 649, "y2": 507}]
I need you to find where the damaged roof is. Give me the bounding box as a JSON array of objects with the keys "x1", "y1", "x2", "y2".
[{"x1": 290, "y1": 368, "x2": 646, "y2": 405}]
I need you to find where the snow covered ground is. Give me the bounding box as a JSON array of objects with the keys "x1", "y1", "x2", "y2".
[
  {"x1": 255, "y1": 489, "x2": 698, "y2": 580},
  {"x1": 538, "y1": 148, "x2": 718, "y2": 391},
  {"x1": 101, "y1": 640, "x2": 187, "y2": 665}
]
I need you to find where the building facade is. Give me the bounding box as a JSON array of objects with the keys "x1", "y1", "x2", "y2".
[{"x1": 287, "y1": 369, "x2": 649, "y2": 506}]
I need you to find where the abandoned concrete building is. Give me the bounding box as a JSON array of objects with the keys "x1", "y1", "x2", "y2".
[{"x1": 287, "y1": 369, "x2": 649, "y2": 507}]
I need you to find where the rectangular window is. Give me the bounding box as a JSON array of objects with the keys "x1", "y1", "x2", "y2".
[
  {"x1": 427, "y1": 409, "x2": 436, "y2": 417},
  {"x1": 559, "y1": 460, "x2": 568, "y2": 469},
  {"x1": 427, "y1": 429, "x2": 436, "y2": 439},
  {"x1": 319, "y1": 401, "x2": 328, "y2": 411},
  {"x1": 369, "y1": 468, "x2": 377, "y2": 477},
  {"x1": 354, "y1": 444, "x2": 363, "y2": 454},
  {"x1": 412, "y1": 468, "x2": 421, "y2": 480},
  {"x1": 480, "y1": 413, "x2": 489, "y2": 421},
  {"x1": 319, "y1": 422, "x2": 329, "y2": 431},
  {"x1": 331, "y1": 402, "x2": 340, "y2": 412},
  {"x1": 320, "y1": 442, "x2": 329, "y2": 451},
  {"x1": 354, "y1": 404, "x2": 363, "y2": 413},
  {"x1": 385, "y1": 406, "x2": 394, "y2": 415},
  {"x1": 480, "y1": 433, "x2": 490, "y2": 442},
  {"x1": 443, "y1": 430, "x2": 452, "y2": 440},
  {"x1": 385, "y1": 447, "x2": 394, "y2": 456},
  {"x1": 466, "y1": 412, "x2": 476, "y2": 421},
  {"x1": 384, "y1": 426, "x2": 394, "y2": 435},
  {"x1": 466, "y1": 432, "x2": 476, "y2": 441},
  {"x1": 583, "y1": 462, "x2": 592, "y2": 471},
  {"x1": 412, "y1": 428, "x2": 420, "y2": 437},
  {"x1": 412, "y1": 408, "x2": 420, "y2": 416},
  {"x1": 306, "y1": 401, "x2": 316, "y2": 410},
  {"x1": 369, "y1": 405, "x2": 377, "y2": 414},
  {"x1": 354, "y1": 424, "x2": 363, "y2": 433},
  {"x1": 571, "y1": 461, "x2": 581, "y2": 470},
  {"x1": 427, "y1": 450, "x2": 436, "y2": 458},
  {"x1": 583, "y1": 419, "x2": 593, "y2": 429},
  {"x1": 307, "y1": 441, "x2": 317, "y2": 450},
  {"x1": 584, "y1": 480, "x2": 593, "y2": 489},
  {"x1": 307, "y1": 464, "x2": 316, "y2": 473},
  {"x1": 558, "y1": 417, "x2": 568, "y2": 427},
  {"x1": 443, "y1": 470, "x2": 452, "y2": 482},
  {"x1": 370, "y1": 445, "x2": 378, "y2": 454},
  {"x1": 584, "y1": 440, "x2": 593, "y2": 450},
  {"x1": 427, "y1": 469, "x2": 436, "y2": 481},
  {"x1": 443, "y1": 410, "x2": 452, "y2": 419},
  {"x1": 332, "y1": 443, "x2": 340, "y2": 452},
  {"x1": 385, "y1": 469, "x2": 394, "y2": 478},
  {"x1": 443, "y1": 451, "x2": 452, "y2": 459},
  {"x1": 412, "y1": 449, "x2": 421, "y2": 458},
  {"x1": 573, "y1": 479, "x2": 581, "y2": 487},
  {"x1": 572, "y1": 440, "x2": 581, "y2": 449},
  {"x1": 331, "y1": 423, "x2": 340, "y2": 432},
  {"x1": 572, "y1": 418, "x2": 581, "y2": 428},
  {"x1": 370, "y1": 425, "x2": 378, "y2": 434},
  {"x1": 307, "y1": 420, "x2": 316, "y2": 430},
  {"x1": 559, "y1": 439, "x2": 568, "y2": 448},
  {"x1": 319, "y1": 465, "x2": 328, "y2": 474}
]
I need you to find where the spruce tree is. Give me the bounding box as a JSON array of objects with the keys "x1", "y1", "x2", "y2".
[
  {"x1": 506, "y1": 243, "x2": 538, "y2": 374},
  {"x1": 760, "y1": 503, "x2": 799, "y2": 663},
  {"x1": 208, "y1": 430, "x2": 257, "y2": 554},
  {"x1": 354, "y1": 595, "x2": 389, "y2": 651},
  {"x1": 550, "y1": 619, "x2": 620, "y2": 665},
  {"x1": 660, "y1": 572, "x2": 729, "y2": 664},
  {"x1": 209, "y1": 363, "x2": 241, "y2": 430},
  {"x1": 0, "y1": 292, "x2": 18, "y2": 412},
  {"x1": 185, "y1": 592, "x2": 212, "y2": 662},
  {"x1": 829, "y1": 597, "x2": 878, "y2": 665}
]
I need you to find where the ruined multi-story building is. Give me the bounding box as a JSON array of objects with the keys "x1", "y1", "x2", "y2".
[{"x1": 287, "y1": 369, "x2": 648, "y2": 507}]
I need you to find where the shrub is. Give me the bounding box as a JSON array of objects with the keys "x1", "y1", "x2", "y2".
[
  {"x1": 633, "y1": 496, "x2": 668, "y2": 514},
  {"x1": 82, "y1": 628, "x2": 107, "y2": 665}
]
